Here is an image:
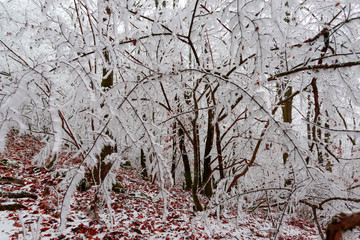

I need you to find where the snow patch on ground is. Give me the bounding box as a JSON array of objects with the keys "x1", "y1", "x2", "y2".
[{"x1": 0, "y1": 129, "x2": 325, "y2": 239}]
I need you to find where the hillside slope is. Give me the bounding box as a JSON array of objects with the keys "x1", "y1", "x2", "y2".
[{"x1": 0, "y1": 130, "x2": 319, "y2": 239}]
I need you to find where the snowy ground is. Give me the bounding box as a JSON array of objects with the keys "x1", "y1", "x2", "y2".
[{"x1": 0, "y1": 130, "x2": 322, "y2": 239}]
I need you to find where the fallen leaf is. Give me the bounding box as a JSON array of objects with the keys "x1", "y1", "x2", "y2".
[{"x1": 13, "y1": 222, "x2": 22, "y2": 228}]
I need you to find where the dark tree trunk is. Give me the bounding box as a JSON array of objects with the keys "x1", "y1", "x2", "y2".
[
  {"x1": 171, "y1": 122, "x2": 177, "y2": 184},
  {"x1": 179, "y1": 127, "x2": 192, "y2": 191},
  {"x1": 282, "y1": 84, "x2": 292, "y2": 124},
  {"x1": 195, "y1": 123, "x2": 201, "y2": 186},
  {"x1": 192, "y1": 123, "x2": 203, "y2": 211},
  {"x1": 192, "y1": 91, "x2": 203, "y2": 211},
  {"x1": 94, "y1": 144, "x2": 116, "y2": 184},
  {"x1": 101, "y1": 50, "x2": 113, "y2": 89},
  {"x1": 140, "y1": 148, "x2": 148, "y2": 178},
  {"x1": 202, "y1": 107, "x2": 214, "y2": 198},
  {"x1": 215, "y1": 122, "x2": 224, "y2": 179},
  {"x1": 278, "y1": 81, "x2": 292, "y2": 164}
]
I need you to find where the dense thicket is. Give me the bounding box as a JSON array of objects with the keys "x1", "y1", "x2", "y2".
[{"x1": 1, "y1": 0, "x2": 360, "y2": 238}]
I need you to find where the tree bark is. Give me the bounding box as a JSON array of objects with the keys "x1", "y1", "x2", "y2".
[
  {"x1": 202, "y1": 106, "x2": 214, "y2": 198},
  {"x1": 94, "y1": 144, "x2": 116, "y2": 184},
  {"x1": 179, "y1": 127, "x2": 192, "y2": 191},
  {"x1": 0, "y1": 191, "x2": 37, "y2": 199},
  {"x1": 192, "y1": 122, "x2": 203, "y2": 211},
  {"x1": 192, "y1": 88, "x2": 203, "y2": 211},
  {"x1": 326, "y1": 212, "x2": 360, "y2": 240},
  {"x1": 215, "y1": 122, "x2": 224, "y2": 179},
  {"x1": 140, "y1": 148, "x2": 148, "y2": 179},
  {"x1": 0, "y1": 203, "x2": 26, "y2": 211},
  {"x1": 278, "y1": 81, "x2": 292, "y2": 164},
  {"x1": 93, "y1": 0, "x2": 115, "y2": 185},
  {"x1": 171, "y1": 122, "x2": 177, "y2": 184}
]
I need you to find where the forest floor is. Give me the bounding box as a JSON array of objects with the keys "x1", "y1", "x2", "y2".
[{"x1": 0, "y1": 129, "x2": 321, "y2": 239}]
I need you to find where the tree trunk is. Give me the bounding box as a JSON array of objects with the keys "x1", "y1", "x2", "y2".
[
  {"x1": 101, "y1": 50, "x2": 113, "y2": 89},
  {"x1": 215, "y1": 122, "x2": 224, "y2": 179},
  {"x1": 140, "y1": 148, "x2": 148, "y2": 178},
  {"x1": 202, "y1": 107, "x2": 214, "y2": 198},
  {"x1": 282, "y1": 85, "x2": 292, "y2": 124},
  {"x1": 326, "y1": 212, "x2": 360, "y2": 240},
  {"x1": 192, "y1": 121, "x2": 203, "y2": 211},
  {"x1": 279, "y1": 81, "x2": 292, "y2": 164},
  {"x1": 192, "y1": 91, "x2": 203, "y2": 211},
  {"x1": 171, "y1": 122, "x2": 177, "y2": 184},
  {"x1": 179, "y1": 127, "x2": 192, "y2": 191},
  {"x1": 94, "y1": 0, "x2": 115, "y2": 185},
  {"x1": 94, "y1": 144, "x2": 116, "y2": 184}
]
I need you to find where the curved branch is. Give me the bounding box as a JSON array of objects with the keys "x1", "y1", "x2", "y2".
[{"x1": 268, "y1": 60, "x2": 360, "y2": 81}]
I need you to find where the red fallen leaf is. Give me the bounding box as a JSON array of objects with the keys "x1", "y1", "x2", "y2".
[
  {"x1": 13, "y1": 222, "x2": 22, "y2": 227},
  {"x1": 43, "y1": 234, "x2": 51, "y2": 237},
  {"x1": 88, "y1": 228, "x2": 98, "y2": 235},
  {"x1": 335, "y1": 2, "x2": 340, "y2": 6},
  {"x1": 40, "y1": 227, "x2": 51, "y2": 232},
  {"x1": 47, "y1": 218, "x2": 58, "y2": 224},
  {"x1": 11, "y1": 232, "x2": 19, "y2": 239},
  {"x1": 131, "y1": 228, "x2": 142, "y2": 234},
  {"x1": 89, "y1": 221, "x2": 97, "y2": 227},
  {"x1": 146, "y1": 223, "x2": 153, "y2": 231},
  {"x1": 53, "y1": 211, "x2": 61, "y2": 218},
  {"x1": 80, "y1": 226, "x2": 87, "y2": 234},
  {"x1": 354, "y1": 179, "x2": 359, "y2": 182},
  {"x1": 133, "y1": 39, "x2": 137, "y2": 46}
]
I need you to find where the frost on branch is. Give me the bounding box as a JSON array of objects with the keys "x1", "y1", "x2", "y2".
[
  {"x1": 1, "y1": 0, "x2": 360, "y2": 239},
  {"x1": 59, "y1": 166, "x2": 85, "y2": 232}
]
